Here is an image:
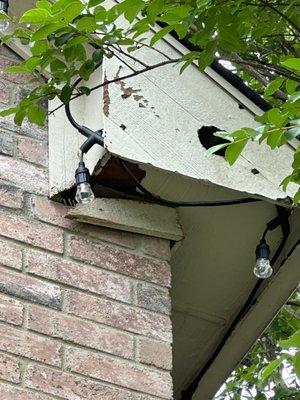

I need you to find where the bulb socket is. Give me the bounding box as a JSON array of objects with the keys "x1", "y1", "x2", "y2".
[
  {"x1": 255, "y1": 238, "x2": 271, "y2": 260},
  {"x1": 75, "y1": 161, "x2": 90, "y2": 185},
  {"x1": 0, "y1": 0, "x2": 9, "y2": 13}
]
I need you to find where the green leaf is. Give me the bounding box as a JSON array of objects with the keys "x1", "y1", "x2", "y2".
[
  {"x1": 279, "y1": 330, "x2": 300, "y2": 349},
  {"x1": 267, "y1": 129, "x2": 285, "y2": 149},
  {"x1": 30, "y1": 40, "x2": 49, "y2": 56},
  {"x1": 267, "y1": 108, "x2": 287, "y2": 128},
  {"x1": 64, "y1": 35, "x2": 87, "y2": 49},
  {"x1": 31, "y1": 22, "x2": 65, "y2": 41},
  {"x1": 286, "y1": 79, "x2": 298, "y2": 95},
  {"x1": 50, "y1": 58, "x2": 67, "y2": 74},
  {"x1": 88, "y1": 0, "x2": 105, "y2": 7},
  {"x1": 281, "y1": 58, "x2": 300, "y2": 71},
  {"x1": 259, "y1": 356, "x2": 285, "y2": 382},
  {"x1": 180, "y1": 58, "x2": 195, "y2": 74},
  {"x1": 147, "y1": 0, "x2": 164, "y2": 25},
  {"x1": 264, "y1": 77, "x2": 285, "y2": 97},
  {"x1": 36, "y1": 0, "x2": 52, "y2": 12},
  {"x1": 174, "y1": 23, "x2": 189, "y2": 39},
  {"x1": 19, "y1": 9, "x2": 52, "y2": 24},
  {"x1": 0, "y1": 107, "x2": 18, "y2": 117},
  {"x1": 14, "y1": 109, "x2": 26, "y2": 126},
  {"x1": 76, "y1": 16, "x2": 98, "y2": 33},
  {"x1": 5, "y1": 65, "x2": 30, "y2": 74},
  {"x1": 292, "y1": 150, "x2": 300, "y2": 169},
  {"x1": 225, "y1": 138, "x2": 248, "y2": 165},
  {"x1": 92, "y1": 49, "x2": 103, "y2": 63},
  {"x1": 79, "y1": 60, "x2": 95, "y2": 81},
  {"x1": 25, "y1": 57, "x2": 41, "y2": 72},
  {"x1": 124, "y1": 0, "x2": 144, "y2": 23},
  {"x1": 294, "y1": 189, "x2": 300, "y2": 204},
  {"x1": 150, "y1": 25, "x2": 174, "y2": 46},
  {"x1": 0, "y1": 11, "x2": 10, "y2": 21},
  {"x1": 205, "y1": 143, "x2": 229, "y2": 157},
  {"x1": 64, "y1": 1, "x2": 85, "y2": 22},
  {"x1": 78, "y1": 86, "x2": 91, "y2": 96},
  {"x1": 60, "y1": 84, "x2": 73, "y2": 104},
  {"x1": 27, "y1": 104, "x2": 47, "y2": 126}
]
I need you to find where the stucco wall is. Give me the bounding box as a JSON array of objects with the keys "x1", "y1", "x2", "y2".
[{"x1": 0, "y1": 45, "x2": 173, "y2": 400}]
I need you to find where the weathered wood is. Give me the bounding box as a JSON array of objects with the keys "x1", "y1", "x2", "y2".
[{"x1": 66, "y1": 198, "x2": 183, "y2": 241}]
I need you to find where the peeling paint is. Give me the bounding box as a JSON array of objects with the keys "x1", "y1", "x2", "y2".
[
  {"x1": 133, "y1": 94, "x2": 143, "y2": 102},
  {"x1": 103, "y1": 73, "x2": 111, "y2": 117}
]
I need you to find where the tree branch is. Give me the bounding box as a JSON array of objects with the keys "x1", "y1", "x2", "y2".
[{"x1": 49, "y1": 57, "x2": 180, "y2": 115}]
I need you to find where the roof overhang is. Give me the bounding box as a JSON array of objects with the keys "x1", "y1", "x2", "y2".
[{"x1": 5, "y1": 2, "x2": 300, "y2": 398}]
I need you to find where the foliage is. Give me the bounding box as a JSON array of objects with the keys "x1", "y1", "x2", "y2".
[
  {"x1": 214, "y1": 291, "x2": 300, "y2": 400},
  {"x1": 0, "y1": 0, "x2": 300, "y2": 201}
]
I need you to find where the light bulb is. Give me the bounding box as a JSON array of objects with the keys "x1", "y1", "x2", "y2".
[
  {"x1": 253, "y1": 258, "x2": 273, "y2": 279},
  {"x1": 0, "y1": 19, "x2": 9, "y2": 34},
  {"x1": 75, "y1": 182, "x2": 94, "y2": 204},
  {"x1": 75, "y1": 160, "x2": 94, "y2": 204}
]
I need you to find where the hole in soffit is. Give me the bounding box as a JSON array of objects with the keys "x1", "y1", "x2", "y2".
[{"x1": 198, "y1": 125, "x2": 227, "y2": 156}]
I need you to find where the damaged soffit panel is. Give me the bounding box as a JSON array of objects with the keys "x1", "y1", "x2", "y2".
[{"x1": 101, "y1": 33, "x2": 296, "y2": 204}]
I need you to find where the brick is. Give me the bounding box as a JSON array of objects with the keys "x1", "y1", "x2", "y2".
[
  {"x1": 0, "y1": 44, "x2": 21, "y2": 61},
  {"x1": 0, "y1": 183, "x2": 23, "y2": 209},
  {"x1": 0, "y1": 155, "x2": 48, "y2": 195},
  {"x1": 0, "y1": 353, "x2": 21, "y2": 383},
  {"x1": 25, "y1": 248, "x2": 132, "y2": 303},
  {"x1": 69, "y1": 235, "x2": 171, "y2": 287},
  {"x1": 136, "y1": 283, "x2": 171, "y2": 315},
  {"x1": 0, "y1": 238, "x2": 22, "y2": 269},
  {"x1": 140, "y1": 236, "x2": 171, "y2": 261},
  {"x1": 66, "y1": 347, "x2": 173, "y2": 399},
  {"x1": 138, "y1": 338, "x2": 172, "y2": 370},
  {"x1": 0, "y1": 211, "x2": 63, "y2": 253},
  {"x1": 0, "y1": 57, "x2": 31, "y2": 84},
  {"x1": 0, "y1": 324, "x2": 61, "y2": 366},
  {"x1": 26, "y1": 363, "x2": 134, "y2": 400},
  {"x1": 0, "y1": 293, "x2": 23, "y2": 325},
  {"x1": 0, "y1": 266, "x2": 62, "y2": 310},
  {"x1": 0, "y1": 130, "x2": 15, "y2": 156},
  {"x1": 28, "y1": 305, "x2": 134, "y2": 359},
  {"x1": 67, "y1": 291, "x2": 172, "y2": 342},
  {"x1": 32, "y1": 196, "x2": 136, "y2": 247},
  {"x1": 32, "y1": 195, "x2": 75, "y2": 229},
  {"x1": 0, "y1": 81, "x2": 10, "y2": 104},
  {"x1": 1, "y1": 115, "x2": 48, "y2": 141},
  {"x1": 18, "y1": 136, "x2": 48, "y2": 167},
  {"x1": 0, "y1": 384, "x2": 57, "y2": 400}
]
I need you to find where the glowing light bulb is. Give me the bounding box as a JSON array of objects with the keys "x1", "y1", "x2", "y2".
[
  {"x1": 75, "y1": 182, "x2": 94, "y2": 204},
  {"x1": 254, "y1": 258, "x2": 273, "y2": 279},
  {"x1": 254, "y1": 238, "x2": 272, "y2": 279},
  {"x1": 0, "y1": 18, "x2": 10, "y2": 34}
]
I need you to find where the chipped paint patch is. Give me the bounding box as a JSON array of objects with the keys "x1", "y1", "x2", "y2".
[{"x1": 103, "y1": 73, "x2": 111, "y2": 117}]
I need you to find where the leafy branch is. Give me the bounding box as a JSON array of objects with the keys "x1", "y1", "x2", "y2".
[{"x1": 0, "y1": 0, "x2": 299, "y2": 202}]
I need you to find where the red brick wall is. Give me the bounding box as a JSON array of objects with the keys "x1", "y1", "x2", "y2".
[{"x1": 0, "y1": 45, "x2": 173, "y2": 400}]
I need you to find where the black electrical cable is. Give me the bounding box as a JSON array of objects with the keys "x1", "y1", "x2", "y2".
[
  {"x1": 117, "y1": 158, "x2": 261, "y2": 208},
  {"x1": 181, "y1": 207, "x2": 291, "y2": 400},
  {"x1": 65, "y1": 60, "x2": 103, "y2": 132}
]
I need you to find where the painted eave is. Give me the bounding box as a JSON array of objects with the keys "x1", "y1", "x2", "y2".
[{"x1": 101, "y1": 31, "x2": 296, "y2": 205}]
